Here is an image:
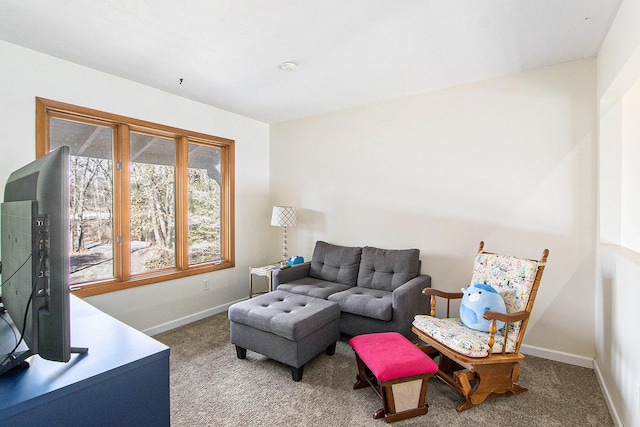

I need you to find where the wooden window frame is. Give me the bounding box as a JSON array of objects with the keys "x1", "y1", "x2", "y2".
[{"x1": 36, "y1": 98, "x2": 235, "y2": 297}]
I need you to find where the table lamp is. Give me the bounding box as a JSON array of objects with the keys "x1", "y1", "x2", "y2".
[{"x1": 271, "y1": 206, "x2": 296, "y2": 265}]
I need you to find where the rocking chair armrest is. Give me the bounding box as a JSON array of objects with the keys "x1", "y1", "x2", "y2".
[
  {"x1": 483, "y1": 310, "x2": 531, "y2": 356},
  {"x1": 421, "y1": 288, "x2": 464, "y2": 318},
  {"x1": 483, "y1": 310, "x2": 530, "y2": 323}
]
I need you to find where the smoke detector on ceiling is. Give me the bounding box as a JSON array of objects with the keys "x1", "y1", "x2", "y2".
[{"x1": 280, "y1": 62, "x2": 297, "y2": 72}]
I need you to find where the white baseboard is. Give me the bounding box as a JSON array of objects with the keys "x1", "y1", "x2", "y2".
[
  {"x1": 141, "y1": 298, "x2": 245, "y2": 336},
  {"x1": 592, "y1": 360, "x2": 624, "y2": 427},
  {"x1": 520, "y1": 344, "x2": 594, "y2": 368}
]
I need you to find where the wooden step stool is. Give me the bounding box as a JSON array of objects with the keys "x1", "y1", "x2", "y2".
[{"x1": 349, "y1": 332, "x2": 438, "y2": 423}]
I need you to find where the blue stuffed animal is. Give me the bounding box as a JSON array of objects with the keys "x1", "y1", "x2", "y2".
[
  {"x1": 286, "y1": 256, "x2": 304, "y2": 266},
  {"x1": 459, "y1": 282, "x2": 506, "y2": 332}
]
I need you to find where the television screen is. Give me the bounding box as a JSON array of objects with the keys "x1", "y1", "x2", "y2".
[{"x1": 0, "y1": 146, "x2": 86, "y2": 376}]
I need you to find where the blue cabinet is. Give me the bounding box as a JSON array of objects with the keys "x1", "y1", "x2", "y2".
[{"x1": 0, "y1": 296, "x2": 170, "y2": 426}]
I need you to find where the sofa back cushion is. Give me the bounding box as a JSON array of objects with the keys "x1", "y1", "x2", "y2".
[
  {"x1": 357, "y1": 247, "x2": 420, "y2": 291},
  {"x1": 309, "y1": 241, "x2": 363, "y2": 286}
]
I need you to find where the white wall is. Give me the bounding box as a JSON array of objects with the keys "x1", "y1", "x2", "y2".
[
  {"x1": 271, "y1": 59, "x2": 598, "y2": 363},
  {"x1": 0, "y1": 40, "x2": 271, "y2": 334},
  {"x1": 597, "y1": 0, "x2": 640, "y2": 425}
]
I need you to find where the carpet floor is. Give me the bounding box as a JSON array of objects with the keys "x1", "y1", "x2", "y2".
[{"x1": 153, "y1": 312, "x2": 614, "y2": 427}]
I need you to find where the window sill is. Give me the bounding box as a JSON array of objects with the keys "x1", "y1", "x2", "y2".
[
  {"x1": 71, "y1": 261, "x2": 234, "y2": 297},
  {"x1": 601, "y1": 244, "x2": 640, "y2": 266}
]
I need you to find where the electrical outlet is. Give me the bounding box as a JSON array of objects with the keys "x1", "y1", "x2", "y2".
[{"x1": 203, "y1": 279, "x2": 210, "y2": 291}]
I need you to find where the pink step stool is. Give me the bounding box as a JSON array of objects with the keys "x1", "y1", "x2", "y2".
[{"x1": 349, "y1": 332, "x2": 438, "y2": 423}]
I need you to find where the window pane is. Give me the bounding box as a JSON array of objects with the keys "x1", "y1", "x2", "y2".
[
  {"x1": 187, "y1": 143, "x2": 222, "y2": 265},
  {"x1": 130, "y1": 132, "x2": 176, "y2": 274},
  {"x1": 49, "y1": 117, "x2": 115, "y2": 284}
]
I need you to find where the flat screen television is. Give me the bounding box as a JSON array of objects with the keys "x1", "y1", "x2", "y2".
[{"x1": 0, "y1": 146, "x2": 86, "y2": 376}]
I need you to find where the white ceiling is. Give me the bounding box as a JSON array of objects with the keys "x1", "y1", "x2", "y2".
[{"x1": 0, "y1": 0, "x2": 622, "y2": 123}]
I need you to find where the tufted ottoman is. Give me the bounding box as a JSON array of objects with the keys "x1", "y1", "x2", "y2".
[{"x1": 228, "y1": 290, "x2": 341, "y2": 381}]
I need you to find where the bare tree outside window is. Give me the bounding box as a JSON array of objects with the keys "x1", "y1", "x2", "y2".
[
  {"x1": 130, "y1": 132, "x2": 176, "y2": 273},
  {"x1": 187, "y1": 142, "x2": 222, "y2": 264},
  {"x1": 49, "y1": 117, "x2": 115, "y2": 284}
]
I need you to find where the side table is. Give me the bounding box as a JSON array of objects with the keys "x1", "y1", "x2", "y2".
[{"x1": 249, "y1": 262, "x2": 281, "y2": 298}]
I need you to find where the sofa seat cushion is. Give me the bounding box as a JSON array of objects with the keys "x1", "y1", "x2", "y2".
[
  {"x1": 357, "y1": 246, "x2": 420, "y2": 291},
  {"x1": 309, "y1": 241, "x2": 363, "y2": 286},
  {"x1": 276, "y1": 277, "x2": 351, "y2": 299},
  {"x1": 328, "y1": 287, "x2": 393, "y2": 321}
]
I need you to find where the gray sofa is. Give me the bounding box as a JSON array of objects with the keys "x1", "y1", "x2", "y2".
[{"x1": 272, "y1": 241, "x2": 431, "y2": 339}]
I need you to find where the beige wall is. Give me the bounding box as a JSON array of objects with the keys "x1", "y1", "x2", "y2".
[
  {"x1": 270, "y1": 58, "x2": 598, "y2": 364},
  {"x1": 0, "y1": 40, "x2": 271, "y2": 333},
  {"x1": 597, "y1": 0, "x2": 640, "y2": 425}
]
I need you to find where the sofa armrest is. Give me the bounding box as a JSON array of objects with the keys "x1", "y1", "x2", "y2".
[
  {"x1": 271, "y1": 262, "x2": 311, "y2": 290},
  {"x1": 392, "y1": 274, "x2": 431, "y2": 336}
]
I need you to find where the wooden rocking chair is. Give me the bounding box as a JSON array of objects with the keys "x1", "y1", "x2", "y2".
[{"x1": 412, "y1": 241, "x2": 549, "y2": 412}]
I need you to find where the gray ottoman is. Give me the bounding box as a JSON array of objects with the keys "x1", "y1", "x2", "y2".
[{"x1": 228, "y1": 290, "x2": 341, "y2": 381}]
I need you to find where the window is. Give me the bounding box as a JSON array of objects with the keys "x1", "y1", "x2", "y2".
[{"x1": 36, "y1": 98, "x2": 235, "y2": 297}]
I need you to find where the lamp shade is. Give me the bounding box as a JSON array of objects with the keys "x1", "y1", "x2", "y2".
[{"x1": 271, "y1": 206, "x2": 296, "y2": 227}]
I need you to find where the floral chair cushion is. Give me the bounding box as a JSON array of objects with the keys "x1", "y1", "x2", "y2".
[
  {"x1": 413, "y1": 315, "x2": 517, "y2": 358},
  {"x1": 470, "y1": 253, "x2": 539, "y2": 338}
]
